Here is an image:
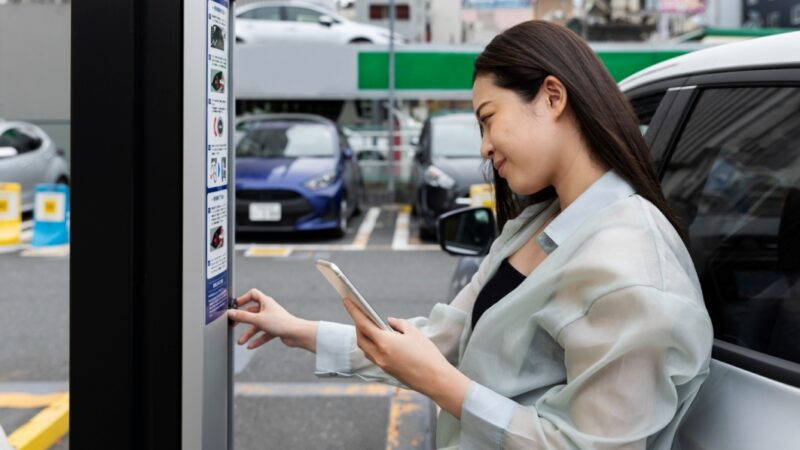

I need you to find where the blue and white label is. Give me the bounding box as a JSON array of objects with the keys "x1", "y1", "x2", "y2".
[
  {"x1": 205, "y1": 0, "x2": 229, "y2": 324},
  {"x1": 206, "y1": 190, "x2": 228, "y2": 279}
]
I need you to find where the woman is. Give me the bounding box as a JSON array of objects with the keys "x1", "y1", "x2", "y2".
[{"x1": 228, "y1": 21, "x2": 713, "y2": 449}]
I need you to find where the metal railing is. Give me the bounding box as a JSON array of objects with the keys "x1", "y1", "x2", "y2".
[{"x1": 346, "y1": 127, "x2": 420, "y2": 204}]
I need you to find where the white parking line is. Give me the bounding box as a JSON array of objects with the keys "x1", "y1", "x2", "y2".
[
  {"x1": 236, "y1": 205, "x2": 439, "y2": 255},
  {"x1": 391, "y1": 205, "x2": 411, "y2": 250},
  {"x1": 351, "y1": 207, "x2": 380, "y2": 249}
]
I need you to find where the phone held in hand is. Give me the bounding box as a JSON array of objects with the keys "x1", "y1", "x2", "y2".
[{"x1": 315, "y1": 259, "x2": 393, "y2": 332}]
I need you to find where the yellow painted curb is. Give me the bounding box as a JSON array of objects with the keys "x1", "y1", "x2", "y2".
[
  {"x1": 0, "y1": 393, "x2": 65, "y2": 409},
  {"x1": 8, "y1": 393, "x2": 69, "y2": 450},
  {"x1": 244, "y1": 247, "x2": 292, "y2": 258}
]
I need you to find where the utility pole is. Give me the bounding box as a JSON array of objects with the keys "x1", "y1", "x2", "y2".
[{"x1": 387, "y1": 0, "x2": 397, "y2": 202}]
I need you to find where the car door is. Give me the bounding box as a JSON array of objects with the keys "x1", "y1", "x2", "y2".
[
  {"x1": 283, "y1": 6, "x2": 333, "y2": 43},
  {"x1": 0, "y1": 126, "x2": 43, "y2": 209},
  {"x1": 236, "y1": 5, "x2": 285, "y2": 43},
  {"x1": 410, "y1": 120, "x2": 430, "y2": 211},
  {"x1": 654, "y1": 69, "x2": 800, "y2": 448}
]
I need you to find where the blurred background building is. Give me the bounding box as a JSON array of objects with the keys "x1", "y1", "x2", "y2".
[{"x1": 2, "y1": 0, "x2": 799, "y2": 158}]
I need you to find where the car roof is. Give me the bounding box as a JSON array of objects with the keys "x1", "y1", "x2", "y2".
[
  {"x1": 236, "y1": 113, "x2": 337, "y2": 128},
  {"x1": 0, "y1": 120, "x2": 29, "y2": 133},
  {"x1": 236, "y1": 0, "x2": 338, "y2": 15},
  {"x1": 619, "y1": 31, "x2": 800, "y2": 92}
]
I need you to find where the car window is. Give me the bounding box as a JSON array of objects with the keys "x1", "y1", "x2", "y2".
[
  {"x1": 236, "y1": 122, "x2": 336, "y2": 158},
  {"x1": 630, "y1": 92, "x2": 666, "y2": 136},
  {"x1": 239, "y1": 6, "x2": 281, "y2": 20},
  {"x1": 431, "y1": 118, "x2": 482, "y2": 158},
  {"x1": 285, "y1": 7, "x2": 323, "y2": 23},
  {"x1": 660, "y1": 86, "x2": 800, "y2": 364},
  {"x1": 0, "y1": 127, "x2": 39, "y2": 154}
]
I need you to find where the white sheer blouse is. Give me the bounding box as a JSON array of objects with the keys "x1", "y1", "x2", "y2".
[{"x1": 315, "y1": 170, "x2": 713, "y2": 449}]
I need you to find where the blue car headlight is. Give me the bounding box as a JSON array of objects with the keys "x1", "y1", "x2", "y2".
[{"x1": 305, "y1": 171, "x2": 337, "y2": 190}]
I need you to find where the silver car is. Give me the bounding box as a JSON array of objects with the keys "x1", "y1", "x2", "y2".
[{"x1": 0, "y1": 120, "x2": 69, "y2": 213}]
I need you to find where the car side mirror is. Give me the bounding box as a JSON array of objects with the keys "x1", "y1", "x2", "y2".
[
  {"x1": 437, "y1": 207, "x2": 496, "y2": 257},
  {"x1": 319, "y1": 15, "x2": 334, "y2": 27},
  {"x1": 0, "y1": 146, "x2": 18, "y2": 158}
]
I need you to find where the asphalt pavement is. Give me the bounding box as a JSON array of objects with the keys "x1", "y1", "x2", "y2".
[{"x1": 0, "y1": 204, "x2": 460, "y2": 449}]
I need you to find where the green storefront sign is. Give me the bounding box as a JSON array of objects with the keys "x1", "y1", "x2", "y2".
[{"x1": 358, "y1": 49, "x2": 689, "y2": 91}]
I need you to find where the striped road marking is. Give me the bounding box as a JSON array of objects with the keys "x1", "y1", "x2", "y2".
[
  {"x1": 0, "y1": 381, "x2": 433, "y2": 449},
  {"x1": 244, "y1": 247, "x2": 293, "y2": 258},
  {"x1": 239, "y1": 205, "x2": 438, "y2": 256},
  {"x1": 391, "y1": 205, "x2": 412, "y2": 250},
  {"x1": 351, "y1": 207, "x2": 381, "y2": 249},
  {"x1": 4, "y1": 393, "x2": 69, "y2": 450},
  {"x1": 235, "y1": 382, "x2": 434, "y2": 450}
]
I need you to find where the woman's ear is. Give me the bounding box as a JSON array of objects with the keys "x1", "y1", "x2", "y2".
[{"x1": 540, "y1": 75, "x2": 568, "y2": 119}]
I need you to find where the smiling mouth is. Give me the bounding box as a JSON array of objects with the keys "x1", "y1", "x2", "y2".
[{"x1": 494, "y1": 160, "x2": 506, "y2": 172}]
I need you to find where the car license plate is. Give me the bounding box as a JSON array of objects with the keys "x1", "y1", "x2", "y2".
[{"x1": 249, "y1": 203, "x2": 281, "y2": 222}]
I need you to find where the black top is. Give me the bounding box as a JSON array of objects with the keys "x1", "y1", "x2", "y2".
[{"x1": 471, "y1": 258, "x2": 527, "y2": 330}]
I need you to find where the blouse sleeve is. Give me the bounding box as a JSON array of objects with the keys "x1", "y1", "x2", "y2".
[
  {"x1": 314, "y1": 268, "x2": 483, "y2": 386},
  {"x1": 459, "y1": 285, "x2": 713, "y2": 449}
]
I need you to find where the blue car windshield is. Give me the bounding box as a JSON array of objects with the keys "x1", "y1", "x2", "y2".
[
  {"x1": 432, "y1": 118, "x2": 482, "y2": 158},
  {"x1": 236, "y1": 122, "x2": 336, "y2": 158}
]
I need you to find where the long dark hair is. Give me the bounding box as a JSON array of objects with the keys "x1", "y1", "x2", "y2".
[{"x1": 474, "y1": 20, "x2": 683, "y2": 236}]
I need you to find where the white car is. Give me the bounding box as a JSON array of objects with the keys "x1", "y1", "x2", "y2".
[
  {"x1": 235, "y1": 0, "x2": 405, "y2": 45},
  {"x1": 0, "y1": 120, "x2": 69, "y2": 213}
]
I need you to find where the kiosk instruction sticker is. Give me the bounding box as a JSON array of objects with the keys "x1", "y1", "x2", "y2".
[{"x1": 205, "y1": 0, "x2": 229, "y2": 324}]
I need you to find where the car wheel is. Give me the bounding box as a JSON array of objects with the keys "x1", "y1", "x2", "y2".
[
  {"x1": 335, "y1": 198, "x2": 348, "y2": 238},
  {"x1": 353, "y1": 184, "x2": 365, "y2": 216},
  {"x1": 419, "y1": 224, "x2": 436, "y2": 241}
]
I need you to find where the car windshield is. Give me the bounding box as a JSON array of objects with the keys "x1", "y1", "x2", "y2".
[
  {"x1": 431, "y1": 118, "x2": 482, "y2": 158},
  {"x1": 236, "y1": 122, "x2": 336, "y2": 158}
]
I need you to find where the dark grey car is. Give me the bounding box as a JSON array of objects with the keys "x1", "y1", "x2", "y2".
[{"x1": 410, "y1": 112, "x2": 485, "y2": 240}]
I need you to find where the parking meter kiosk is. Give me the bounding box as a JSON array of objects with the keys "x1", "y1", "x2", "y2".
[{"x1": 72, "y1": 1, "x2": 236, "y2": 448}]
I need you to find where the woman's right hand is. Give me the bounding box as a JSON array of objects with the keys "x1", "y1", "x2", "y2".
[{"x1": 228, "y1": 289, "x2": 318, "y2": 352}]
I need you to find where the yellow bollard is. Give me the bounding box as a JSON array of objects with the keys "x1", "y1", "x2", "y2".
[
  {"x1": 0, "y1": 183, "x2": 22, "y2": 246},
  {"x1": 469, "y1": 183, "x2": 496, "y2": 213}
]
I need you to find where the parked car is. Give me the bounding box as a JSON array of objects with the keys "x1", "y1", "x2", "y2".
[
  {"x1": 439, "y1": 32, "x2": 800, "y2": 449},
  {"x1": 235, "y1": 0, "x2": 405, "y2": 45},
  {"x1": 410, "y1": 112, "x2": 486, "y2": 239},
  {"x1": 0, "y1": 120, "x2": 69, "y2": 213},
  {"x1": 235, "y1": 114, "x2": 365, "y2": 237}
]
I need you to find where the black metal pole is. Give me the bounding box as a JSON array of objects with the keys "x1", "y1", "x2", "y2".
[{"x1": 71, "y1": 0, "x2": 184, "y2": 447}]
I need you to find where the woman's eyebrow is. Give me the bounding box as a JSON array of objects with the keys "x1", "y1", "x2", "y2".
[{"x1": 475, "y1": 101, "x2": 491, "y2": 120}]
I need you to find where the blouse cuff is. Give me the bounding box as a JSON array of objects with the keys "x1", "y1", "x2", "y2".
[
  {"x1": 314, "y1": 321, "x2": 355, "y2": 377},
  {"x1": 461, "y1": 381, "x2": 516, "y2": 448}
]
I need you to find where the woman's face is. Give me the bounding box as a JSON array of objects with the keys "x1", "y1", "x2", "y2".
[{"x1": 472, "y1": 74, "x2": 565, "y2": 196}]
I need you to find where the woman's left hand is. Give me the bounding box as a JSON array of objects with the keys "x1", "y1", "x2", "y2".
[{"x1": 342, "y1": 298, "x2": 456, "y2": 397}]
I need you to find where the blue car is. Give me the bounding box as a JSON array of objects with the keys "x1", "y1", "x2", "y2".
[{"x1": 235, "y1": 114, "x2": 365, "y2": 236}]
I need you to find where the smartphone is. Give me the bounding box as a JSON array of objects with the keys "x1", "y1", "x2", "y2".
[{"x1": 315, "y1": 259, "x2": 393, "y2": 332}]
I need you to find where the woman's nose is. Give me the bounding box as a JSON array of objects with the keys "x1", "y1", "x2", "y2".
[{"x1": 480, "y1": 137, "x2": 494, "y2": 160}]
